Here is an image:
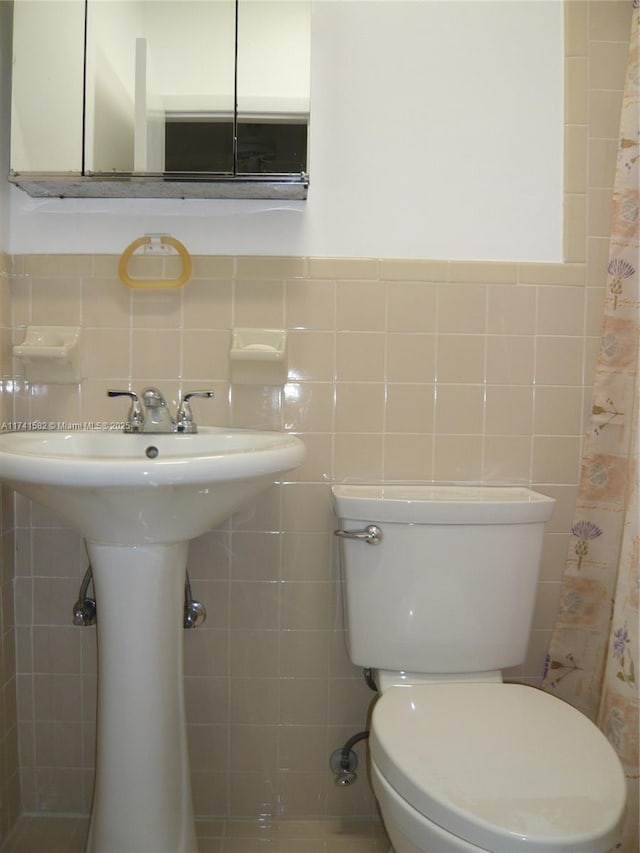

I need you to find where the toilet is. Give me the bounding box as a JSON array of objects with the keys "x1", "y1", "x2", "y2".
[{"x1": 332, "y1": 484, "x2": 627, "y2": 853}]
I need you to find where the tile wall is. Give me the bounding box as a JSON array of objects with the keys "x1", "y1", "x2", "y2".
[
  {"x1": 0, "y1": 252, "x2": 19, "y2": 840},
  {"x1": 0, "y1": 252, "x2": 611, "y2": 819},
  {"x1": 0, "y1": 0, "x2": 632, "y2": 827}
]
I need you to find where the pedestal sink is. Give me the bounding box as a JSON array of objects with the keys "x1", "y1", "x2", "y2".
[{"x1": 0, "y1": 427, "x2": 305, "y2": 853}]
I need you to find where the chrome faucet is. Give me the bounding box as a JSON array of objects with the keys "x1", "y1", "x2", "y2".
[
  {"x1": 108, "y1": 388, "x2": 214, "y2": 434},
  {"x1": 140, "y1": 387, "x2": 176, "y2": 433}
]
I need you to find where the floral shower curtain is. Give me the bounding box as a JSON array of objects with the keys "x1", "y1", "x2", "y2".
[{"x1": 542, "y1": 3, "x2": 639, "y2": 851}]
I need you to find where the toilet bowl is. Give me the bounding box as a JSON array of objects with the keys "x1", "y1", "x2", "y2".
[
  {"x1": 332, "y1": 485, "x2": 627, "y2": 853},
  {"x1": 370, "y1": 682, "x2": 626, "y2": 853}
]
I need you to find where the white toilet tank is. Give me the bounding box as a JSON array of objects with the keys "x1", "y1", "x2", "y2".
[{"x1": 332, "y1": 485, "x2": 555, "y2": 675}]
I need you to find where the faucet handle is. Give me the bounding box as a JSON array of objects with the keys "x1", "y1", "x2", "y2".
[
  {"x1": 176, "y1": 390, "x2": 214, "y2": 434},
  {"x1": 107, "y1": 390, "x2": 145, "y2": 433}
]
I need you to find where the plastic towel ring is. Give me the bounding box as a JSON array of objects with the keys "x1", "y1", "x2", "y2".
[{"x1": 118, "y1": 235, "x2": 192, "y2": 290}]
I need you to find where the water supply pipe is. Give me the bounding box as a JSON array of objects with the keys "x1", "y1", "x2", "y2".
[{"x1": 330, "y1": 730, "x2": 370, "y2": 786}]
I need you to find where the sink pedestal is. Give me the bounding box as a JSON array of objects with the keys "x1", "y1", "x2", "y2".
[{"x1": 85, "y1": 541, "x2": 197, "y2": 853}]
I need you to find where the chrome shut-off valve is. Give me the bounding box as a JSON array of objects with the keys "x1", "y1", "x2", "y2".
[
  {"x1": 73, "y1": 565, "x2": 97, "y2": 626},
  {"x1": 183, "y1": 572, "x2": 207, "y2": 629}
]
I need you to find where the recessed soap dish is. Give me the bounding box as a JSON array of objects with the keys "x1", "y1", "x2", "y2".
[
  {"x1": 13, "y1": 326, "x2": 82, "y2": 384},
  {"x1": 230, "y1": 328, "x2": 287, "y2": 385}
]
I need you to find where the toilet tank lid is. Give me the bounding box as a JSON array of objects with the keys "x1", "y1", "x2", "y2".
[{"x1": 332, "y1": 485, "x2": 555, "y2": 524}]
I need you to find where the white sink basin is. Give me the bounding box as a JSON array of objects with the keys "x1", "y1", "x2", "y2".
[{"x1": 0, "y1": 427, "x2": 305, "y2": 544}]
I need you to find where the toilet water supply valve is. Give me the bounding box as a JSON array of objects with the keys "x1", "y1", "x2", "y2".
[
  {"x1": 330, "y1": 730, "x2": 370, "y2": 786},
  {"x1": 72, "y1": 565, "x2": 206, "y2": 629}
]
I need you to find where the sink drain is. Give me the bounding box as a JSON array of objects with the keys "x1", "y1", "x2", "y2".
[{"x1": 145, "y1": 446, "x2": 159, "y2": 459}]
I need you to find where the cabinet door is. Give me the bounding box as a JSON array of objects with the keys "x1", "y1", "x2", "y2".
[
  {"x1": 84, "y1": 0, "x2": 236, "y2": 175},
  {"x1": 236, "y1": 0, "x2": 310, "y2": 175},
  {"x1": 11, "y1": 0, "x2": 85, "y2": 173}
]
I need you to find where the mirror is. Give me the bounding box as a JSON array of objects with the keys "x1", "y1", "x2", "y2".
[{"x1": 10, "y1": 0, "x2": 310, "y2": 199}]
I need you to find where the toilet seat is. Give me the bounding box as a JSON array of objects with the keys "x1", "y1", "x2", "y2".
[{"x1": 370, "y1": 682, "x2": 626, "y2": 853}]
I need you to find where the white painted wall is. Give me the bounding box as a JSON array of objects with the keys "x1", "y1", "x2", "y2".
[{"x1": 7, "y1": 0, "x2": 564, "y2": 260}]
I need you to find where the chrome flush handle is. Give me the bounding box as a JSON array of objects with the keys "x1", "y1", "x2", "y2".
[{"x1": 333, "y1": 524, "x2": 383, "y2": 545}]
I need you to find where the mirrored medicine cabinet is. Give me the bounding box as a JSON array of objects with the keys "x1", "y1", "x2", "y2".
[{"x1": 10, "y1": 0, "x2": 310, "y2": 199}]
